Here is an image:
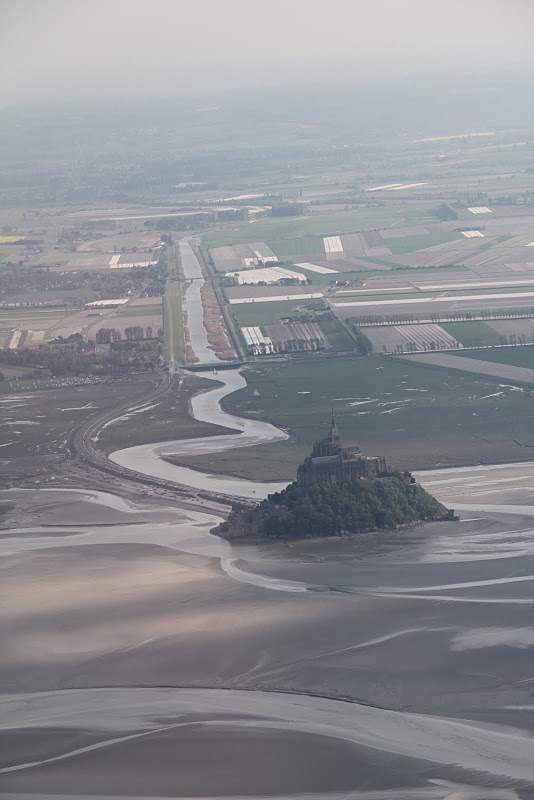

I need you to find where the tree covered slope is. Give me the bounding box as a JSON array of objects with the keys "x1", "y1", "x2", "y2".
[{"x1": 214, "y1": 472, "x2": 448, "y2": 541}]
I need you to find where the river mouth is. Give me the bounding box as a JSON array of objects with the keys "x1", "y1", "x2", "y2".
[{"x1": 3, "y1": 240, "x2": 534, "y2": 798}]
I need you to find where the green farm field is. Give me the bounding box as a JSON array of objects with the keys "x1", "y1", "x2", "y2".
[
  {"x1": 268, "y1": 237, "x2": 324, "y2": 257},
  {"x1": 203, "y1": 203, "x2": 439, "y2": 248},
  {"x1": 231, "y1": 303, "x2": 354, "y2": 351},
  {"x1": 27, "y1": 250, "x2": 72, "y2": 266},
  {"x1": 174, "y1": 356, "x2": 534, "y2": 480},
  {"x1": 441, "y1": 322, "x2": 502, "y2": 346},
  {"x1": 230, "y1": 300, "x2": 317, "y2": 328},
  {"x1": 318, "y1": 319, "x2": 355, "y2": 350},
  {"x1": 117, "y1": 304, "x2": 162, "y2": 317},
  {"x1": 451, "y1": 344, "x2": 534, "y2": 369}
]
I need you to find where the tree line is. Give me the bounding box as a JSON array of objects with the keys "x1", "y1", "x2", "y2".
[
  {"x1": 345, "y1": 320, "x2": 373, "y2": 355},
  {"x1": 350, "y1": 307, "x2": 534, "y2": 326},
  {"x1": 94, "y1": 326, "x2": 160, "y2": 343},
  {"x1": 0, "y1": 339, "x2": 162, "y2": 377}
]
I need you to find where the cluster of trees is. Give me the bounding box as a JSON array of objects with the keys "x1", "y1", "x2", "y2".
[
  {"x1": 0, "y1": 340, "x2": 162, "y2": 377},
  {"x1": 0, "y1": 262, "x2": 166, "y2": 299},
  {"x1": 270, "y1": 203, "x2": 307, "y2": 217},
  {"x1": 498, "y1": 334, "x2": 532, "y2": 346},
  {"x1": 225, "y1": 473, "x2": 446, "y2": 541},
  {"x1": 144, "y1": 209, "x2": 247, "y2": 231},
  {"x1": 434, "y1": 202, "x2": 459, "y2": 221},
  {"x1": 345, "y1": 320, "x2": 373, "y2": 355},
  {"x1": 95, "y1": 326, "x2": 159, "y2": 344},
  {"x1": 463, "y1": 190, "x2": 533, "y2": 207}
]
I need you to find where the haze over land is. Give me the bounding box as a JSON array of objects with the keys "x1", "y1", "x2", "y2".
[
  {"x1": 2, "y1": 2, "x2": 534, "y2": 798},
  {"x1": 1, "y1": 0, "x2": 533, "y2": 105}
]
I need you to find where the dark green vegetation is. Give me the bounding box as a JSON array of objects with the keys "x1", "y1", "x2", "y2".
[
  {"x1": 175, "y1": 356, "x2": 534, "y2": 480},
  {"x1": 440, "y1": 321, "x2": 502, "y2": 347},
  {"x1": 452, "y1": 344, "x2": 534, "y2": 369},
  {"x1": 318, "y1": 318, "x2": 356, "y2": 351},
  {"x1": 117, "y1": 304, "x2": 162, "y2": 317},
  {"x1": 144, "y1": 210, "x2": 246, "y2": 231},
  {"x1": 230, "y1": 301, "x2": 310, "y2": 328},
  {"x1": 268, "y1": 237, "x2": 324, "y2": 257},
  {"x1": 95, "y1": 326, "x2": 158, "y2": 343},
  {"x1": 346, "y1": 307, "x2": 534, "y2": 327},
  {"x1": 434, "y1": 203, "x2": 459, "y2": 221},
  {"x1": 345, "y1": 321, "x2": 373, "y2": 355},
  {"x1": 215, "y1": 474, "x2": 446, "y2": 541},
  {"x1": 0, "y1": 339, "x2": 162, "y2": 376},
  {"x1": 0, "y1": 263, "x2": 166, "y2": 303}
]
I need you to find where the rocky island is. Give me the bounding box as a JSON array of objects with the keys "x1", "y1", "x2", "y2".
[{"x1": 212, "y1": 413, "x2": 451, "y2": 542}]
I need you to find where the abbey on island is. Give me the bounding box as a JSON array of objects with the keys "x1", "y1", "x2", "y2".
[{"x1": 296, "y1": 411, "x2": 387, "y2": 487}]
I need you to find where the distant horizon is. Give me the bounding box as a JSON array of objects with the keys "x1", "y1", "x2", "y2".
[
  {"x1": 1, "y1": 0, "x2": 533, "y2": 108},
  {"x1": 1, "y1": 69, "x2": 533, "y2": 144},
  {"x1": 0, "y1": 65, "x2": 532, "y2": 113}
]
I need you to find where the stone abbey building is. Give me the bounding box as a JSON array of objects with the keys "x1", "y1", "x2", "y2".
[{"x1": 296, "y1": 412, "x2": 387, "y2": 487}]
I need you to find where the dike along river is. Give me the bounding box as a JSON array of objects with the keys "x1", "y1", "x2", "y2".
[{"x1": 1, "y1": 240, "x2": 534, "y2": 799}]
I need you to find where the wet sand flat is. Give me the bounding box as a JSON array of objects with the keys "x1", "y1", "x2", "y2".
[{"x1": 1, "y1": 724, "x2": 423, "y2": 797}]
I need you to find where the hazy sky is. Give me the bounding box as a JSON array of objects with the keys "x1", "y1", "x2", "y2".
[{"x1": 1, "y1": 0, "x2": 533, "y2": 106}]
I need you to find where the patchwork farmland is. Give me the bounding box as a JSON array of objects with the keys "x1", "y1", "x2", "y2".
[
  {"x1": 0, "y1": 297, "x2": 163, "y2": 349},
  {"x1": 364, "y1": 323, "x2": 462, "y2": 353},
  {"x1": 211, "y1": 208, "x2": 534, "y2": 362},
  {"x1": 206, "y1": 209, "x2": 534, "y2": 279},
  {"x1": 210, "y1": 242, "x2": 279, "y2": 273}
]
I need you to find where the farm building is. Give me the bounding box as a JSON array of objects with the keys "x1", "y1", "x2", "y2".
[
  {"x1": 85, "y1": 298, "x2": 130, "y2": 309},
  {"x1": 226, "y1": 266, "x2": 307, "y2": 285},
  {"x1": 211, "y1": 242, "x2": 279, "y2": 272}
]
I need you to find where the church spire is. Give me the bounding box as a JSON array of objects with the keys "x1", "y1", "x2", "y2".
[{"x1": 329, "y1": 401, "x2": 340, "y2": 447}]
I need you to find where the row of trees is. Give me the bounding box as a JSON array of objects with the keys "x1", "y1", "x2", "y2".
[
  {"x1": 345, "y1": 320, "x2": 373, "y2": 355},
  {"x1": 247, "y1": 337, "x2": 327, "y2": 356},
  {"x1": 387, "y1": 333, "x2": 534, "y2": 354},
  {"x1": 144, "y1": 209, "x2": 247, "y2": 231},
  {"x1": 95, "y1": 326, "x2": 161, "y2": 344},
  {"x1": 351, "y1": 307, "x2": 534, "y2": 326}
]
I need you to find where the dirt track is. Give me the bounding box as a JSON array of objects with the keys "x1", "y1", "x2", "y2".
[{"x1": 399, "y1": 351, "x2": 534, "y2": 384}]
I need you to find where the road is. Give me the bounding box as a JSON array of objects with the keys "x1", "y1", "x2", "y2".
[
  {"x1": 162, "y1": 244, "x2": 185, "y2": 367},
  {"x1": 400, "y1": 351, "x2": 534, "y2": 383}
]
